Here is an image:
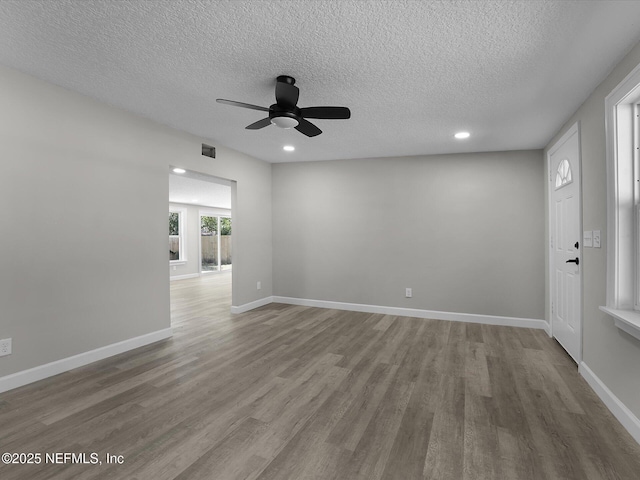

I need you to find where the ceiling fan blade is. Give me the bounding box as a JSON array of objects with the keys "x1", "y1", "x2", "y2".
[
  {"x1": 275, "y1": 81, "x2": 299, "y2": 108},
  {"x1": 245, "y1": 117, "x2": 272, "y2": 130},
  {"x1": 295, "y1": 119, "x2": 322, "y2": 137},
  {"x1": 216, "y1": 99, "x2": 269, "y2": 112},
  {"x1": 300, "y1": 106, "x2": 351, "y2": 119}
]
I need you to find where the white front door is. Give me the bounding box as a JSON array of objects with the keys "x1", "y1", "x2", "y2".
[{"x1": 549, "y1": 124, "x2": 582, "y2": 363}]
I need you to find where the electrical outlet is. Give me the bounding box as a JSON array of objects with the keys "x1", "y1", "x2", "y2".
[
  {"x1": 405, "y1": 288, "x2": 412, "y2": 298},
  {"x1": 0, "y1": 338, "x2": 12, "y2": 357},
  {"x1": 257, "y1": 281, "x2": 261, "y2": 290}
]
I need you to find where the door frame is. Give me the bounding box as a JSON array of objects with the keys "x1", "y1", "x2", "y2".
[{"x1": 547, "y1": 121, "x2": 583, "y2": 363}]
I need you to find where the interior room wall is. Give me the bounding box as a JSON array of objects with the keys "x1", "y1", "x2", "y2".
[
  {"x1": 0, "y1": 65, "x2": 272, "y2": 380},
  {"x1": 544, "y1": 39, "x2": 640, "y2": 420},
  {"x1": 168, "y1": 203, "x2": 231, "y2": 278},
  {"x1": 272, "y1": 150, "x2": 545, "y2": 320}
]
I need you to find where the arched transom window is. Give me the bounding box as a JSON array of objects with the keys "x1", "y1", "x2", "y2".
[{"x1": 555, "y1": 158, "x2": 573, "y2": 189}]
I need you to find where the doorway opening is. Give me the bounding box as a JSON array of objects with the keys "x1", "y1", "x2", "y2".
[{"x1": 169, "y1": 168, "x2": 234, "y2": 323}]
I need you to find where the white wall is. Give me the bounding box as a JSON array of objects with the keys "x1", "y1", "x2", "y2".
[
  {"x1": 0, "y1": 65, "x2": 272, "y2": 378},
  {"x1": 544, "y1": 39, "x2": 640, "y2": 420},
  {"x1": 273, "y1": 150, "x2": 545, "y2": 320},
  {"x1": 169, "y1": 203, "x2": 231, "y2": 278}
]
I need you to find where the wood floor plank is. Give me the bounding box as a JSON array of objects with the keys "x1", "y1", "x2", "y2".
[
  {"x1": 373, "y1": 314, "x2": 396, "y2": 332},
  {"x1": 422, "y1": 374, "x2": 466, "y2": 479},
  {"x1": 172, "y1": 417, "x2": 269, "y2": 480},
  {"x1": 249, "y1": 365, "x2": 350, "y2": 461},
  {"x1": 523, "y1": 348, "x2": 585, "y2": 414},
  {"x1": 379, "y1": 360, "x2": 435, "y2": 480},
  {"x1": 464, "y1": 341, "x2": 491, "y2": 397},
  {"x1": 465, "y1": 322, "x2": 484, "y2": 343},
  {"x1": 496, "y1": 426, "x2": 546, "y2": 480},
  {"x1": 486, "y1": 355, "x2": 531, "y2": 435},
  {"x1": 339, "y1": 375, "x2": 415, "y2": 480},
  {"x1": 325, "y1": 362, "x2": 399, "y2": 451},
  {"x1": 253, "y1": 355, "x2": 386, "y2": 480},
  {"x1": 1, "y1": 273, "x2": 639, "y2": 480}
]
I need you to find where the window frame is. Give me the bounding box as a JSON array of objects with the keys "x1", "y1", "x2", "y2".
[
  {"x1": 169, "y1": 206, "x2": 187, "y2": 264},
  {"x1": 635, "y1": 102, "x2": 640, "y2": 310},
  {"x1": 601, "y1": 62, "x2": 640, "y2": 341},
  {"x1": 554, "y1": 158, "x2": 573, "y2": 189}
]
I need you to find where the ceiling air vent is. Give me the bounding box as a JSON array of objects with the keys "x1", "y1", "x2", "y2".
[{"x1": 202, "y1": 144, "x2": 215, "y2": 158}]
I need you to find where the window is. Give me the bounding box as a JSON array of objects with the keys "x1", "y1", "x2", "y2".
[
  {"x1": 169, "y1": 207, "x2": 187, "y2": 263},
  {"x1": 200, "y1": 213, "x2": 232, "y2": 272},
  {"x1": 555, "y1": 158, "x2": 573, "y2": 189},
  {"x1": 601, "y1": 62, "x2": 640, "y2": 340}
]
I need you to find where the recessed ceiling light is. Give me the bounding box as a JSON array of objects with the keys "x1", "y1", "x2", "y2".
[
  {"x1": 454, "y1": 131, "x2": 470, "y2": 139},
  {"x1": 283, "y1": 145, "x2": 295, "y2": 152},
  {"x1": 173, "y1": 168, "x2": 186, "y2": 173},
  {"x1": 191, "y1": 199, "x2": 198, "y2": 203}
]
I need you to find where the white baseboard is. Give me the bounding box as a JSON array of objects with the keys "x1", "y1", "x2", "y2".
[
  {"x1": 232, "y1": 295, "x2": 547, "y2": 331},
  {"x1": 579, "y1": 362, "x2": 640, "y2": 445},
  {"x1": 231, "y1": 296, "x2": 274, "y2": 314},
  {"x1": 170, "y1": 273, "x2": 200, "y2": 281},
  {"x1": 0, "y1": 327, "x2": 173, "y2": 394},
  {"x1": 270, "y1": 296, "x2": 548, "y2": 330}
]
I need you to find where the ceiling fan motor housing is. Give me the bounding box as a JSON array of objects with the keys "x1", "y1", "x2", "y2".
[{"x1": 276, "y1": 75, "x2": 296, "y2": 86}]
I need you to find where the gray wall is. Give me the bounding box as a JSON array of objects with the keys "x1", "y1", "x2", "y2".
[
  {"x1": 273, "y1": 151, "x2": 545, "y2": 319},
  {"x1": 0, "y1": 65, "x2": 272, "y2": 377},
  {"x1": 544, "y1": 40, "x2": 640, "y2": 417}
]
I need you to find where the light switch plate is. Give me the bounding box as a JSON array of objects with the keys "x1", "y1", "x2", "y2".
[
  {"x1": 583, "y1": 231, "x2": 593, "y2": 247},
  {"x1": 593, "y1": 230, "x2": 601, "y2": 248}
]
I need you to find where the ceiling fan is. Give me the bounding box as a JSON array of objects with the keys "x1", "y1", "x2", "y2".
[{"x1": 216, "y1": 75, "x2": 350, "y2": 137}]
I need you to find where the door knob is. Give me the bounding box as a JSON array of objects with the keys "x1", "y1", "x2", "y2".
[{"x1": 566, "y1": 257, "x2": 579, "y2": 265}]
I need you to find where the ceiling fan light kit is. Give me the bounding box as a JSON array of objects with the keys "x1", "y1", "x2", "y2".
[
  {"x1": 271, "y1": 115, "x2": 298, "y2": 128},
  {"x1": 216, "y1": 75, "x2": 350, "y2": 138}
]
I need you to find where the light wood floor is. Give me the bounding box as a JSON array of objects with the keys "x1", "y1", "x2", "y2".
[{"x1": 1, "y1": 274, "x2": 640, "y2": 479}]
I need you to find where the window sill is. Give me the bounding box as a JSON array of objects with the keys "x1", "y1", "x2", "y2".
[
  {"x1": 170, "y1": 261, "x2": 186, "y2": 266},
  {"x1": 600, "y1": 306, "x2": 640, "y2": 342}
]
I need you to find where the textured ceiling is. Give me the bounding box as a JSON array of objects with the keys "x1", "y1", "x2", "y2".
[{"x1": 1, "y1": 1, "x2": 640, "y2": 163}]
